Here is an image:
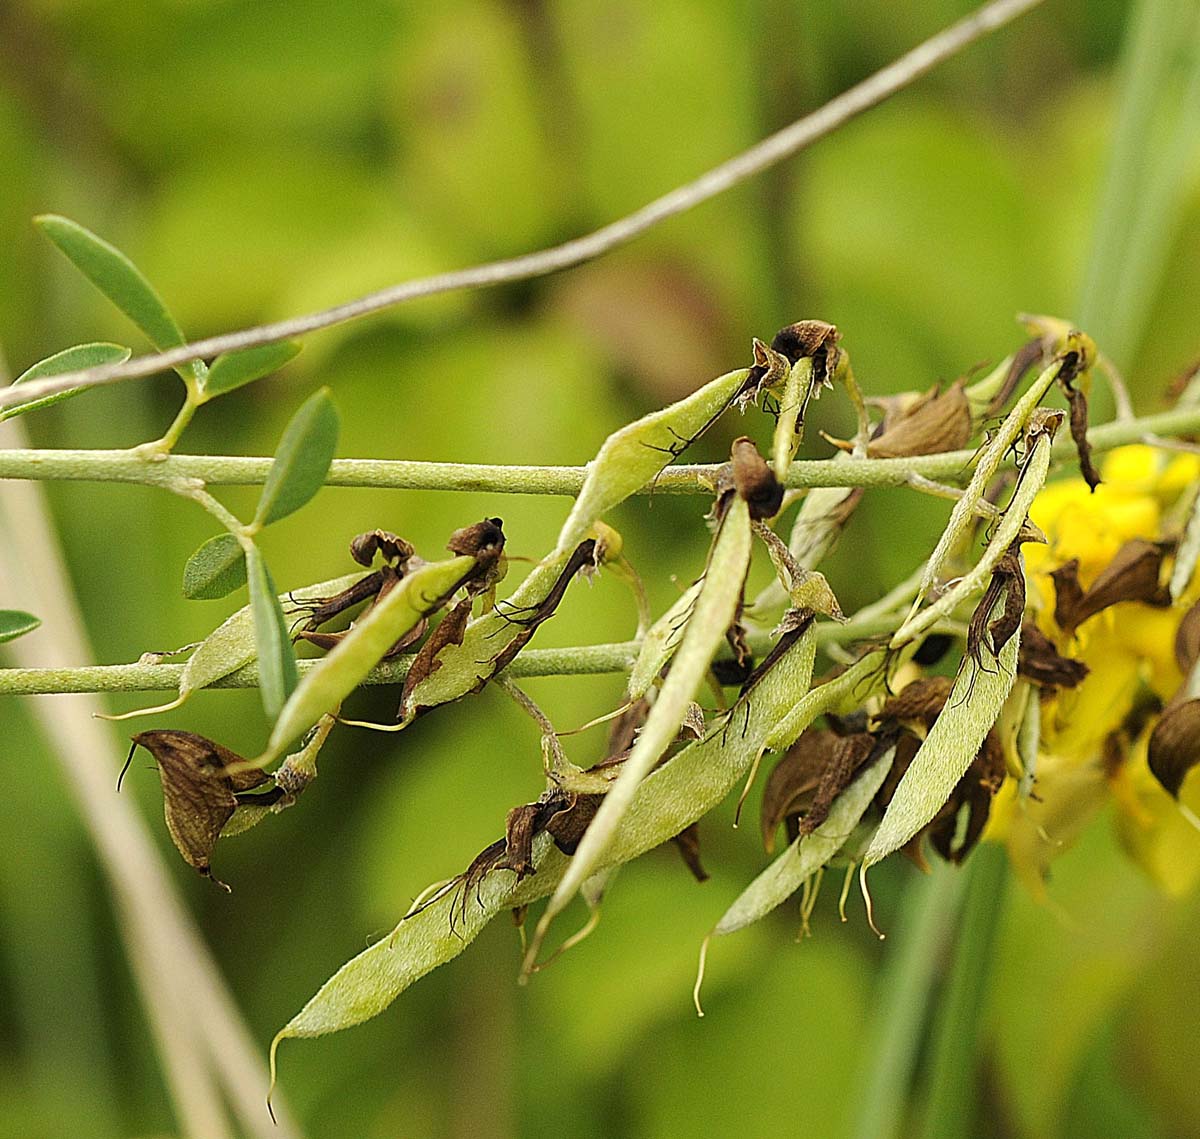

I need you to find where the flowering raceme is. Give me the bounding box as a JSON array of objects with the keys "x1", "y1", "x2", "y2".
[{"x1": 989, "y1": 444, "x2": 1200, "y2": 896}]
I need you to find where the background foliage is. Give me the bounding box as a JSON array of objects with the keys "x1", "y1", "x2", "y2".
[{"x1": 1, "y1": 1, "x2": 1198, "y2": 1136}]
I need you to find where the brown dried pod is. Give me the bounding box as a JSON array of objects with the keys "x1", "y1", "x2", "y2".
[
  {"x1": 1017, "y1": 622, "x2": 1089, "y2": 690},
  {"x1": 1147, "y1": 699, "x2": 1200, "y2": 799},
  {"x1": 350, "y1": 529, "x2": 415, "y2": 569},
  {"x1": 127, "y1": 730, "x2": 270, "y2": 886}
]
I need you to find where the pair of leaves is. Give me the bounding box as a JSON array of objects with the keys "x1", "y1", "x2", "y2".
[{"x1": 32, "y1": 214, "x2": 299, "y2": 402}]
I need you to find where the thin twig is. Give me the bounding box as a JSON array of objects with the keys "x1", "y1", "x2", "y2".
[
  {"x1": 1, "y1": 401, "x2": 1197, "y2": 493},
  {"x1": 0, "y1": 0, "x2": 1045, "y2": 413}
]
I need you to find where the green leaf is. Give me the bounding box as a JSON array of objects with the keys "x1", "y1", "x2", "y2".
[
  {"x1": 201, "y1": 340, "x2": 301, "y2": 400},
  {"x1": 554, "y1": 366, "x2": 747, "y2": 554},
  {"x1": 530, "y1": 496, "x2": 754, "y2": 960},
  {"x1": 0, "y1": 610, "x2": 41, "y2": 643},
  {"x1": 0, "y1": 343, "x2": 131, "y2": 422},
  {"x1": 270, "y1": 620, "x2": 818, "y2": 1060},
  {"x1": 254, "y1": 388, "x2": 339, "y2": 528},
  {"x1": 182, "y1": 533, "x2": 247, "y2": 600},
  {"x1": 265, "y1": 555, "x2": 477, "y2": 758},
  {"x1": 33, "y1": 214, "x2": 202, "y2": 384},
  {"x1": 246, "y1": 546, "x2": 299, "y2": 721},
  {"x1": 713, "y1": 753, "x2": 893, "y2": 936}
]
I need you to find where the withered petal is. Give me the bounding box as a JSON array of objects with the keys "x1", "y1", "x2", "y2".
[
  {"x1": 671, "y1": 822, "x2": 709, "y2": 882},
  {"x1": 131, "y1": 730, "x2": 267, "y2": 879},
  {"x1": 400, "y1": 595, "x2": 473, "y2": 710},
  {"x1": 1055, "y1": 540, "x2": 1169, "y2": 633},
  {"x1": 1175, "y1": 600, "x2": 1200, "y2": 675},
  {"x1": 1148, "y1": 699, "x2": 1200, "y2": 798},
  {"x1": 350, "y1": 529, "x2": 415, "y2": 569},
  {"x1": 761, "y1": 729, "x2": 836, "y2": 853},
  {"x1": 1017, "y1": 622, "x2": 1089, "y2": 689},
  {"x1": 867, "y1": 380, "x2": 972, "y2": 459},
  {"x1": 879, "y1": 676, "x2": 954, "y2": 730},
  {"x1": 730, "y1": 436, "x2": 783, "y2": 520}
]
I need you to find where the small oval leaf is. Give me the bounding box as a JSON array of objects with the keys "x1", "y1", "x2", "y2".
[
  {"x1": 202, "y1": 341, "x2": 302, "y2": 400},
  {"x1": 246, "y1": 546, "x2": 299, "y2": 720},
  {"x1": 0, "y1": 342, "x2": 131, "y2": 423},
  {"x1": 266, "y1": 555, "x2": 477, "y2": 757},
  {"x1": 254, "y1": 388, "x2": 339, "y2": 528},
  {"x1": 34, "y1": 214, "x2": 201, "y2": 383},
  {"x1": 182, "y1": 533, "x2": 248, "y2": 600},
  {"x1": 0, "y1": 610, "x2": 41, "y2": 643}
]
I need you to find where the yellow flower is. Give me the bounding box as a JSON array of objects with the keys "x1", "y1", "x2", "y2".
[{"x1": 988, "y1": 444, "x2": 1200, "y2": 895}]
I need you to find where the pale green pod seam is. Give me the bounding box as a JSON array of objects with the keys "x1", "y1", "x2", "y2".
[
  {"x1": 536, "y1": 497, "x2": 753, "y2": 938},
  {"x1": 267, "y1": 555, "x2": 476, "y2": 756},
  {"x1": 916, "y1": 358, "x2": 1062, "y2": 605},
  {"x1": 1169, "y1": 485, "x2": 1200, "y2": 602},
  {"x1": 771, "y1": 357, "x2": 815, "y2": 479},
  {"x1": 764, "y1": 648, "x2": 887, "y2": 755},
  {"x1": 891, "y1": 427, "x2": 1052, "y2": 649},
  {"x1": 714, "y1": 749, "x2": 893, "y2": 935},
  {"x1": 180, "y1": 572, "x2": 366, "y2": 701},
  {"x1": 554, "y1": 367, "x2": 747, "y2": 554},
  {"x1": 270, "y1": 619, "x2": 818, "y2": 1062},
  {"x1": 626, "y1": 579, "x2": 704, "y2": 700},
  {"x1": 864, "y1": 590, "x2": 1022, "y2": 866},
  {"x1": 398, "y1": 546, "x2": 576, "y2": 718}
]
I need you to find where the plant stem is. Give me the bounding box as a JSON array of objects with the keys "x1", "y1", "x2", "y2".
[
  {"x1": 917, "y1": 844, "x2": 1010, "y2": 1139},
  {"x1": 850, "y1": 863, "x2": 967, "y2": 1139},
  {"x1": 0, "y1": 403, "x2": 1196, "y2": 494},
  {"x1": 0, "y1": 611, "x2": 955, "y2": 697}
]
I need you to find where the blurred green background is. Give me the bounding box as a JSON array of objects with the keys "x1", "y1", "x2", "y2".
[{"x1": 2, "y1": 0, "x2": 1200, "y2": 1136}]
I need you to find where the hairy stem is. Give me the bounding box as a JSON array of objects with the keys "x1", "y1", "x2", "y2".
[
  {"x1": 0, "y1": 402, "x2": 1195, "y2": 494},
  {"x1": 0, "y1": 610, "x2": 953, "y2": 697}
]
